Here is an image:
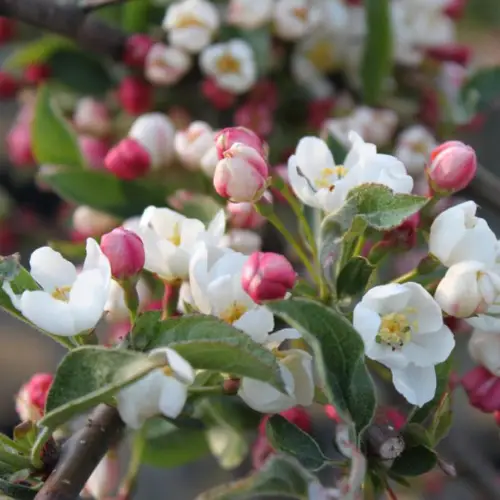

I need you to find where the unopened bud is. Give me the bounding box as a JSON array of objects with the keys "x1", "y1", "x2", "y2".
[
  {"x1": 241, "y1": 251, "x2": 296, "y2": 304},
  {"x1": 104, "y1": 138, "x2": 151, "y2": 180},
  {"x1": 215, "y1": 126, "x2": 268, "y2": 160},
  {"x1": 79, "y1": 135, "x2": 109, "y2": 171},
  {"x1": 0, "y1": 71, "x2": 18, "y2": 99},
  {"x1": 24, "y1": 64, "x2": 51, "y2": 85},
  {"x1": 227, "y1": 201, "x2": 266, "y2": 229},
  {"x1": 0, "y1": 17, "x2": 15, "y2": 44},
  {"x1": 444, "y1": 0, "x2": 467, "y2": 20},
  {"x1": 382, "y1": 212, "x2": 420, "y2": 251},
  {"x1": 117, "y1": 76, "x2": 153, "y2": 115},
  {"x1": 214, "y1": 143, "x2": 269, "y2": 202},
  {"x1": 6, "y1": 122, "x2": 34, "y2": 167},
  {"x1": 123, "y1": 34, "x2": 155, "y2": 68},
  {"x1": 82, "y1": 451, "x2": 120, "y2": 500},
  {"x1": 16, "y1": 373, "x2": 53, "y2": 422},
  {"x1": 461, "y1": 366, "x2": 500, "y2": 413},
  {"x1": 426, "y1": 141, "x2": 477, "y2": 194},
  {"x1": 201, "y1": 78, "x2": 236, "y2": 110},
  {"x1": 426, "y1": 44, "x2": 471, "y2": 66},
  {"x1": 100, "y1": 228, "x2": 145, "y2": 280},
  {"x1": 174, "y1": 120, "x2": 214, "y2": 170},
  {"x1": 74, "y1": 98, "x2": 111, "y2": 138}
]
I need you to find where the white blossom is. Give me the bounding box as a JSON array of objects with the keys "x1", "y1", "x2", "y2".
[
  {"x1": 3, "y1": 239, "x2": 111, "y2": 337},
  {"x1": 174, "y1": 121, "x2": 214, "y2": 170},
  {"x1": 469, "y1": 329, "x2": 500, "y2": 376},
  {"x1": 273, "y1": 0, "x2": 320, "y2": 41},
  {"x1": 353, "y1": 282, "x2": 455, "y2": 406},
  {"x1": 220, "y1": 229, "x2": 262, "y2": 255},
  {"x1": 145, "y1": 43, "x2": 191, "y2": 86},
  {"x1": 394, "y1": 125, "x2": 437, "y2": 176},
  {"x1": 105, "y1": 278, "x2": 152, "y2": 323},
  {"x1": 117, "y1": 348, "x2": 194, "y2": 429},
  {"x1": 227, "y1": 0, "x2": 274, "y2": 29}
]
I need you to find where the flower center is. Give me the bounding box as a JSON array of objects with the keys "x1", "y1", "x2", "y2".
[
  {"x1": 271, "y1": 348, "x2": 288, "y2": 359},
  {"x1": 314, "y1": 165, "x2": 347, "y2": 190},
  {"x1": 292, "y1": 7, "x2": 308, "y2": 22},
  {"x1": 411, "y1": 141, "x2": 429, "y2": 155},
  {"x1": 220, "y1": 302, "x2": 247, "y2": 324},
  {"x1": 162, "y1": 366, "x2": 174, "y2": 377},
  {"x1": 168, "y1": 223, "x2": 182, "y2": 246},
  {"x1": 376, "y1": 312, "x2": 412, "y2": 351},
  {"x1": 52, "y1": 285, "x2": 71, "y2": 302},
  {"x1": 306, "y1": 40, "x2": 336, "y2": 73},
  {"x1": 174, "y1": 14, "x2": 206, "y2": 29},
  {"x1": 216, "y1": 53, "x2": 241, "y2": 74}
]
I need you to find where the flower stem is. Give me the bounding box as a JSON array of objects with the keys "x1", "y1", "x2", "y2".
[
  {"x1": 31, "y1": 427, "x2": 51, "y2": 470},
  {"x1": 121, "y1": 278, "x2": 140, "y2": 326},
  {"x1": 118, "y1": 431, "x2": 145, "y2": 499},
  {"x1": 161, "y1": 281, "x2": 181, "y2": 321},
  {"x1": 188, "y1": 385, "x2": 224, "y2": 395},
  {"x1": 352, "y1": 234, "x2": 366, "y2": 259},
  {"x1": 392, "y1": 268, "x2": 419, "y2": 284}
]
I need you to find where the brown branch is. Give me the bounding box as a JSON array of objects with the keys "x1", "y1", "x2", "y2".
[
  {"x1": 0, "y1": 0, "x2": 128, "y2": 60},
  {"x1": 35, "y1": 404, "x2": 125, "y2": 500}
]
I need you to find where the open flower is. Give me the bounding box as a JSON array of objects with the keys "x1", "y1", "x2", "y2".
[
  {"x1": 200, "y1": 39, "x2": 257, "y2": 94},
  {"x1": 145, "y1": 43, "x2": 191, "y2": 86},
  {"x1": 239, "y1": 328, "x2": 314, "y2": 413},
  {"x1": 353, "y1": 282, "x2": 455, "y2": 406},
  {"x1": 3, "y1": 239, "x2": 111, "y2": 336},
  {"x1": 429, "y1": 201, "x2": 497, "y2": 268},
  {"x1": 136, "y1": 207, "x2": 226, "y2": 283},
  {"x1": 273, "y1": 0, "x2": 320, "y2": 41},
  {"x1": 469, "y1": 329, "x2": 500, "y2": 376},
  {"x1": 174, "y1": 120, "x2": 214, "y2": 170},
  {"x1": 162, "y1": 0, "x2": 219, "y2": 54},
  {"x1": 227, "y1": 0, "x2": 274, "y2": 29},
  {"x1": 394, "y1": 125, "x2": 437, "y2": 176},
  {"x1": 189, "y1": 243, "x2": 274, "y2": 343},
  {"x1": 117, "y1": 348, "x2": 194, "y2": 429}
]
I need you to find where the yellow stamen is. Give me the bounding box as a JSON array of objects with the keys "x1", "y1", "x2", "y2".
[
  {"x1": 411, "y1": 142, "x2": 429, "y2": 155},
  {"x1": 292, "y1": 7, "x2": 308, "y2": 22},
  {"x1": 52, "y1": 285, "x2": 72, "y2": 302},
  {"x1": 168, "y1": 223, "x2": 182, "y2": 247},
  {"x1": 376, "y1": 312, "x2": 412, "y2": 351},
  {"x1": 220, "y1": 302, "x2": 247, "y2": 324},
  {"x1": 314, "y1": 165, "x2": 347, "y2": 190},
  {"x1": 216, "y1": 53, "x2": 241, "y2": 74},
  {"x1": 305, "y1": 40, "x2": 337, "y2": 73},
  {"x1": 174, "y1": 14, "x2": 206, "y2": 29},
  {"x1": 163, "y1": 366, "x2": 174, "y2": 376}
]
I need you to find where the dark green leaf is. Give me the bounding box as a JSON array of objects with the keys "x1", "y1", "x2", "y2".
[
  {"x1": 391, "y1": 445, "x2": 437, "y2": 477},
  {"x1": 324, "y1": 133, "x2": 348, "y2": 164},
  {"x1": 141, "y1": 418, "x2": 210, "y2": 468},
  {"x1": 361, "y1": 0, "x2": 393, "y2": 105},
  {"x1": 48, "y1": 49, "x2": 114, "y2": 96},
  {"x1": 48, "y1": 241, "x2": 86, "y2": 261},
  {"x1": 0, "y1": 476, "x2": 37, "y2": 500},
  {"x1": 267, "y1": 299, "x2": 376, "y2": 435},
  {"x1": 196, "y1": 455, "x2": 316, "y2": 500},
  {"x1": 241, "y1": 28, "x2": 272, "y2": 76},
  {"x1": 42, "y1": 347, "x2": 160, "y2": 429},
  {"x1": 266, "y1": 415, "x2": 327, "y2": 471},
  {"x1": 3, "y1": 36, "x2": 75, "y2": 69},
  {"x1": 32, "y1": 86, "x2": 84, "y2": 169},
  {"x1": 179, "y1": 195, "x2": 223, "y2": 224},
  {"x1": 121, "y1": 0, "x2": 150, "y2": 32},
  {"x1": 460, "y1": 66, "x2": 500, "y2": 114},
  {"x1": 403, "y1": 423, "x2": 432, "y2": 448},
  {"x1": 336, "y1": 257, "x2": 375, "y2": 298},
  {"x1": 133, "y1": 313, "x2": 286, "y2": 391}
]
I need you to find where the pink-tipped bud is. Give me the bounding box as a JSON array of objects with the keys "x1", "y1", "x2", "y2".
[
  {"x1": 16, "y1": 373, "x2": 53, "y2": 422},
  {"x1": 82, "y1": 451, "x2": 120, "y2": 500},
  {"x1": 215, "y1": 126, "x2": 268, "y2": 160},
  {"x1": 241, "y1": 252, "x2": 296, "y2": 304},
  {"x1": 426, "y1": 44, "x2": 472, "y2": 66},
  {"x1": 201, "y1": 78, "x2": 236, "y2": 110},
  {"x1": 444, "y1": 0, "x2": 467, "y2": 19},
  {"x1": 382, "y1": 212, "x2": 420, "y2": 251},
  {"x1": 117, "y1": 76, "x2": 153, "y2": 115},
  {"x1": 0, "y1": 17, "x2": 15, "y2": 44},
  {"x1": 79, "y1": 136, "x2": 109, "y2": 170},
  {"x1": 24, "y1": 64, "x2": 51, "y2": 85},
  {"x1": 214, "y1": 144, "x2": 269, "y2": 202},
  {"x1": 104, "y1": 138, "x2": 151, "y2": 180},
  {"x1": 462, "y1": 366, "x2": 500, "y2": 413},
  {"x1": 325, "y1": 404, "x2": 341, "y2": 422},
  {"x1": 100, "y1": 227, "x2": 145, "y2": 280},
  {"x1": 227, "y1": 201, "x2": 266, "y2": 229},
  {"x1": 426, "y1": 140, "x2": 477, "y2": 194},
  {"x1": 123, "y1": 34, "x2": 155, "y2": 68},
  {"x1": 0, "y1": 71, "x2": 18, "y2": 99},
  {"x1": 74, "y1": 98, "x2": 112, "y2": 138},
  {"x1": 6, "y1": 122, "x2": 34, "y2": 167}
]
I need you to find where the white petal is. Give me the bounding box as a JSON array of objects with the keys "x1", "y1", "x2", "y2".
[
  {"x1": 365, "y1": 343, "x2": 409, "y2": 371},
  {"x1": 294, "y1": 137, "x2": 335, "y2": 177},
  {"x1": 469, "y1": 329, "x2": 500, "y2": 375},
  {"x1": 179, "y1": 218, "x2": 206, "y2": 248},
  {"x1": 163, "y1": 347, "x2": 195, "y2": 384},
  {"x1": 158, "y1": 377, "x2": 189, "y2": 419},
  {"x1": 83, "y1": 238, "x2": 111, "y2": 286},
  {"x1": 352, "y1": 303, "x2": 381, "y2": 351},
  {"x1": 29, "y1": 247, "x2": 77, "y2": 293},
  {"x1": 69, "y1": 270, "x2": 108, "y2": 333},
  {"x1": 403, "y1": 282, "x2": 444, "y2": 334},
  {"x1": 403, "y1": 325, "x2": 455, "y2": 366},
  {"x1": 467, "y1": 314, "x2": 500, "y2": 332},
  {"x1": 287, "y1": 155, "x2": 321, "y2": 208},
  {"x1": 206, "y1": 209, "x2": 226, "y2": 244},
  {"x1": 2, "y1": 282, "x2": 22, "y2": 311},
  {"x1": 266, "y1": 328, "x2": 302, "y2": 347},
  {"x1": 281, "y1": 350, "x2": 314, "y2": 407},
  {"x1": 391, "y1": 364, "x2": 437, "y2": 406},
  {"x1": 361, "y1": 283, "x2": 411, "y2": 315},
  {"x1": 189, "y1": 242, "x2": 213, "y2": 314},
  {"x1": 233, "y1": 307, "x2": 274, "y2": 343},
  {"x1": 20, "y1": 291, "x2": 76, "y2": 336}
]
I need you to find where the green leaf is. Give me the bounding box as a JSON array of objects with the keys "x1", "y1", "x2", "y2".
[
  {"x1": 324, "y1": 133, "x2": 348, "y2": 164},
  {"x1": 390, "y1": 445, "x2": 437, "y2": 477},
  {"x1": 32, "y1": 86, "x2": 84, "y2": 169},
  {"x1": 122, "y1": 0, "x2": 150, "y2": 32},
  {"x1": 361, "y1": 0, "x2": 393, "y2": 105},
  {"x1": 141, "y1": 418, "x2": 210, "y2": 468},
  {"x1": 0, "y1": 476, "x2": 37, "y2": 500},
  {"x1": 241, "y1": 28, "x2": 272, "y2": 76},
  {"x1": 460, "y1": 66, "x2": 500, "y2": 114},
  {"x1": 411, "y1": 358, "x2": 452, "y2": 424},
  {"x1": 336, "y1": 257, "x2": 375, "y2": 298},
  {"x1": 41, "y1": 347, "x2": 160, "y2": 429},
  {"x1": 48, "y1": 49, "x2": 114, "y2": 96},
  {"x1": 267, "y1": 299, "x2": 376, "y2": 435},
  {"x1": 266, "y1": 415, "x2": 327, "y2": 471},
  {"x1": 48, "y1": 240, "x2": 86, "y2": 261},
  {"x1": 196, "y1": 455, "x2": 317, "y2": 500},
  {"x1": 133, "y1": 313, "x2": 286, "y2": 391},
  {"x1": 179, "y1": 194, "x2": 223, "y2": 224},
  {"x1": 3, "y1": 36, "x2": 75, "y2": 69},
  {"x1": 0, "y1": 267, "x2": 39, "y2": 321},
  {"x1": 40, "y1": 169, "x2": 168, "y2": 219}
]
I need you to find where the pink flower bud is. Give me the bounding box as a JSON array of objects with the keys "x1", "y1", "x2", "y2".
[
  {"x1": 123, "y1": 34, "x2": 155, "y2": 68},
  {"x1": 201, "y1": 77, "x2": 236, "y2": 110},
  {"x1": 74, "y1": 98, "x2": 112, "y2": 138},
  {"x1": 444, "y1": 0, "x2": 467, "y2": 19},
  {"x1": 462, "y1": 366, "x2": 500, "y2": 413},
  {"x1": 251, "y1": 435, "x2": 273, "y2": 470},
  {"x1": 241, "y1": 252, "x2": 296, "y2": 304},
  {"x1": 426, "y1": 44, "x2": 471, "y2": 66},
  {"x1": 104, "y1": 138, "x2": 151, "y2": 180},
  {"x1": 16, "y1": 373, "x2": 53, "y2": 422},
  {"x1": 0, "y1": 17, "x2": 15, "y2": 44},
  {"x1": 214, "y1": 144, "x2": 269, "y2": 202},
  {"x1": 234, "y1": 101, "x2": 273, "y2": 138},
  {"x1": 100, "y1": 227, "x2": 145, "y2": 279},
  {"x1": 0, "y1": 71, "x2": 18, "y2": 99},
  {"x1": 382, "y1": 212, "x2": 420, "y2": 251},
  {"x1": 6, "y1": 122, "x2": 34, "y2": 167},
  {"x1": 106, "y1": 320, "x2": 131, "y2": 346},
  {"x1": 215, "y1": 126, "x2": 268, "y2": 160},
  {"x1": 426, "y1": 140, "x2": 477, "y2": 194},
  {"x1": 325, "y1": 404, "x2": 341, "y2": 422},
  {"x1": 117, "y1": 76, "x2": 152, "y2": 115},
  {"x1": 307, "y1": 98, "x2": 336, "y2": 130},
  {"x1": 227, "y1": 201, "x2": 266, "y2": 229},
  {"x1": 79, "y1": 136, "x2": 109, "y2": 170},
  {"x1": 248, "y1": 80, "x2": 278, "y2": 111},
  {"x1": 258, "y1": 407, "x2": 311, "y2": 436},
  {"x1": 24, "y1": 64, "x2": 51, "y2": 85}
]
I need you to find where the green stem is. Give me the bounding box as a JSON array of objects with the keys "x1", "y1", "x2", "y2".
[
  {"x1": 121, "y1": 278, "x2": 140, "y2": 326},
  {"x1": 118, "y1": 432, "x2": 145, "y2": 499},
  {"x1": 392, "y1": 268, "x2": 419, "y2": 284},
  {"x1": 352, "y1": 234, "x2": 366, "y2": 259},
  {"x1": 30, "y1": 427, "x2": 51, "y2": 470},
  {"x1": 121, "y1": 0, "x2": 149, "y2": 33},
  {"x1": 0, "y1": 434, "x2": 27, "y2": 454},
  {"x1": 188, "y1": 385, "x2": 224, "y2": 395}
]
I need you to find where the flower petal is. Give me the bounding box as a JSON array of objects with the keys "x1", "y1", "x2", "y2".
[
  {"x1": 403, "y1": 282, "x2": 444, "y2": 334},
  {"x1": 163, "y1": 347, "x2": 195, "y2": 384},
  {"x1": 287, "y1": 155, "x2": 320, "y2": 208},
  {"x1": 361, "y1": 283, "x2": 411, "y2": 315},
  {"x1": 467, "y1": 314, "x2": 500, "y2": 332},
  {"x1": 158, "y1": 377, "x2": 189, "y2": 419},
  {"x1": 206, "y1": 209, "x2": 226, "y2": 244},
  {"x1": 391, "y1": 364, "x2": 436, "y2": 406},
  {"x1": 404, "y1": 324, "x2": 455, "y2": 366},
  {"x1": 281, "y1": 350, "x2": 314, "y2": 407},
  {"x1": 233, "y1": 307, "x2": 274, "y2": 343},
  {"x1": 83, "y1": 238, "x2": 111, "y2": 285},
  {"x1": 29, "y1": 247, "x2": 77, "y2": 293},
  {"x1": 353, "y1": 303, "x2": 381, "y2": 350},
  {"x1": 266, "y1": 328, "x2": 302, "y2": 348}
]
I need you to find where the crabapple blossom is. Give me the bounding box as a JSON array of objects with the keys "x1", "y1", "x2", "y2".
[
  {"x1": 174, "y1": 121, "x2": 214, "y2": 169},
  {"x1": 73, "y1": 98, "x2": 111, "y2": 138},
  {"x1": 353, "y1": 282, "x2": 455, "y2": 406},
  {"x1": 469, "y1": 329, "x2": 500, "y2": 376},
  {"x1": 273, "y1": 0, "x2": 320, "y2": 41},
  {"x1": 16, "y1": 373, "x2": 53, "y2": 422},
  {"x1": 104, "y1": 138, "x2": 151, "y2": 180},
  {"x1": 429, "y1": 201, "x2": 497, "y2": 268},
  {"x1": 117, "y1": 348, "x2": 194, "y2": 428},
  {"x1": 215, "y1": 126, "x2": 267, "y2": 160},
  {"x1": 72, "y1": 206, "x2": 120, "y2": 238},
  {"x1": 227, "y1": 0, "x2": 274, "y2": 29},
  {"x1": 123, "y1": 34, "x2": 155, "y2": 68},
  {"x1": 220, "y1": 229, "x2": 262, "y2": 255},
  {"x1": 461, "y1": 366, "x2": 500, "y2": 413},
  {"x1": 3, "y1": 239, "x2": 111, "y2": 336},
  {"x1": 394, "y1": 126, "x2": 437, "y2": 176},
  {"x1": 227, "y1": 201, "x2": 266, "y2": 230},
  {"x1": 144, "y1": 43, "x2": 191, "y2": 86}
]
